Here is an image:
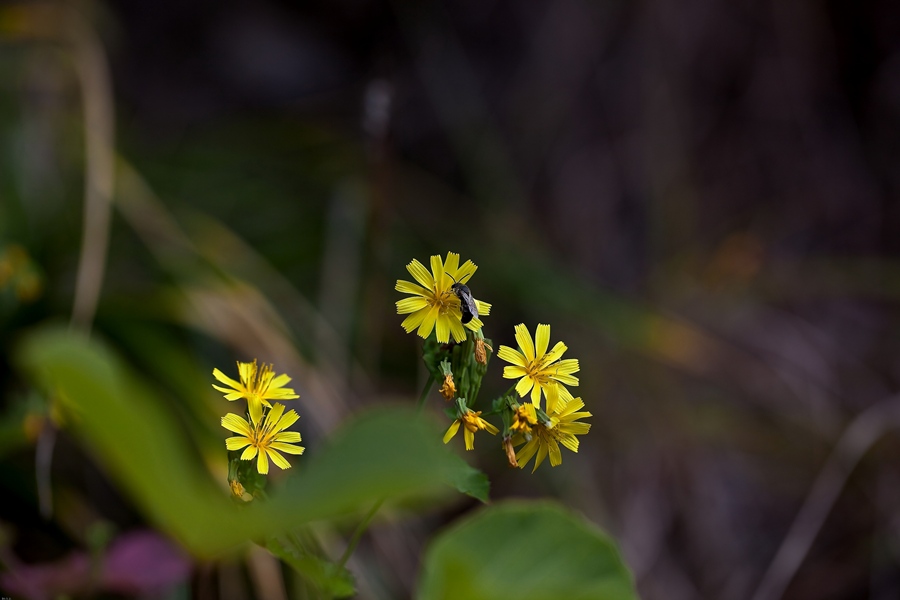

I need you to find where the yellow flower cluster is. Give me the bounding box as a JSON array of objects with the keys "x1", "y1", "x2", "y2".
[
  {"x1": 212, "y1": 360, "x2": 304, "y2": 475},
  {"x1": 396, "y1": 252, "x2": 591, "y2": 471}
]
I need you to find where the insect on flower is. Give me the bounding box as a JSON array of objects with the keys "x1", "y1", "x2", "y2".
[{"x1": 448, "y1": 273, "x2": 478, "y2": 324}]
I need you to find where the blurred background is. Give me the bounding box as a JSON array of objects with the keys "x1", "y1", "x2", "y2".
[{"x1": 2, "y1": 0, "x2": 900, "y2": 598}]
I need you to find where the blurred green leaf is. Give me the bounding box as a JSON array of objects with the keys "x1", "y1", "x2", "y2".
[
  {"x1": 419, "y1": 501, "x2": 638, "y2": 600},
  {"x1": 445, "y1": 455, "x2": 489, "y2": 503},
  {"x1": 267, "y1": 535, "x2": 355, "y2": 598},
  {"x1": 16, "y1": 325, "x2": 472, "y2": 557}
]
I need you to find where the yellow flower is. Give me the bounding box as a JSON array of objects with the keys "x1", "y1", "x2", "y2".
[
  {"x1": 514, "y1": 397, "x2": 591, "y2": 472},
  {"x1": 439, "y1": 373, "x2": 457, "y2": 400},
  {"x1": 497, "y1": 324, "x2": 579, "y2": 412},
  {"x1": 212, "y1": 360, "x2": 299, "y2": 425},
  {"x1": 443, "y1": 408, "x2": 499, "y2": 451},
  {"x1": 510, "y1": 402, "x2": 538, "y2": 435},
  {"x1": 221, "y1": 403, "x2": 305, "y2": 475},
  {"x1": 395, "y1": 252, "x2": 491, "y2": 343}
]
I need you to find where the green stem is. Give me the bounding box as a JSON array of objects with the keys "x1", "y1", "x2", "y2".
[
  {"x1": 337, "y1": 499, "x2": 384, "y2": 570},
  {"x1": 416, "y1": 373, "x2": 435, "y2": 414}
]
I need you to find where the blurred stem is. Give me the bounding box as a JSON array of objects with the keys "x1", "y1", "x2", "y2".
[
  {"x1": 337, "y1": 499, "x2": 383, "y2": 571},
  {"x1": 67, "y1": 7, "x2": 115, "y2": 333},
  {"x1": 36, "y1": 424, "x2": 56, "y2": 519},
  {"x1": 416, "y1": 374, "x2": 435, "y2": 414}
]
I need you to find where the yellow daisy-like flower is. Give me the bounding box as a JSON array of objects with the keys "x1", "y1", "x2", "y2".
[
  {"x1": 514, "y1": 397, "x2": 591, "y2": 472},
  {"x1": 510, "y1": 402, "x2": 538, "y2": 435},
  {"x1": 497, "y1": 324, "x2": 579, "y2": 412},
  {"x1": 443, "y1": 408, "x2": 500, "y2": 451},
  {"x1": 395, "y1": 252, "x2": 492, "y2": 344},
  {"x1": 221, "y1": 403, "x2": 305, "y2": 475},
  {"x1": 212, "y1": 360, "x2": 299, "y2": 425}
]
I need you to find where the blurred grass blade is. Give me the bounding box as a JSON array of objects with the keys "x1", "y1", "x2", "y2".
[
  {"x1": 419, "y1": 501, "x2": 638, "y2": 600},
  {"x1": 17, "y1": 325, "x2": 466, "y2": 557}
]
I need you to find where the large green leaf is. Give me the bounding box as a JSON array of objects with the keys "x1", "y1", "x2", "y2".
[
  {"x1": 419, "y1": 501, "x2": 638, "y2": 600},
  {"x1": 16, "y1": 325, "x2": 471, "y2": 557}
]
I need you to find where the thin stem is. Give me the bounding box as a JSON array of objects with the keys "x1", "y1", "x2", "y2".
[
  {"x1": 416, "y1": 373, "x2": 435, "y2": 414},
  {"x1": 337, "y1": 499, "x2": 384, "y2": 570}
]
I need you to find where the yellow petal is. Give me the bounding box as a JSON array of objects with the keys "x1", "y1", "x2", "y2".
[
  {"x1": 274, "y1": 431, "x2": 302, "y2": 444},
  {"x1": 397, "y1": 296, "x2": 430, "y2": 314},
  {"x1": 274, "y1": 408, "x2": 300, "y2": 432},
  {"x1": 464, "y1": 317, "x2": 484, "y2": 331},
  {"x1": 449, "y1": 317, "x2": 467, "y2": 343},
  {"x1": 444, "y1": 252, "x2": 460, "y2": 278},
  {"x1": 430, "y1": 254, "x2": 448, "y2": 292},
  {"x1": 503, "y1": 365, "x2": 527, "y2": 378},
  {"x1": 554, "y1": 359, "x2": 580, "y2": 375},
  {"x1": 401, "y1": 307, "x2": 429, "y2": 333},
  {"x1": 248, "y1": 398, "x2": 263, "y2": 427},
  {"x1": 270, "y1": 441, "x2": 305, "y2": 454},
  {"x1": 241, "y1": 445, "x2": 258, "y2": 460},
  {"x1": 266, "y1": 448, "x2": 292, "y2": 470},
  {"x1": 514, "y1": 324, "x2": 535, "y2": 362},
  {"x1": 395, "y1": 279, "x2": 429, "y2": 296},
  {"x1": 533, "y1": 443, "x2": 549, "y2": 472},
  {"x1": 552, "y1": 372, "x2": 579, "y2": 386},
  {"x1": 542, "y1": 341, "x2": 568, "y2": 364},
  {"x1": 456, "y1": 260, "x2": 477, "y2": 284},
  {"x1": 435, "y1": 314, "x2": 451, "y2": 344},
  {"x1": 474, "y1": 299, "x2": 491, "y2": 316},
  {"x1": 213, "y1": 385, "x2": 246, "y2": 400},
  {"x1": 515, "y1": 375, "x2": 534, "y2": 398},
  {"x1": 417, "y1": 304, "x2": 440, "y2": 339},
  {"x1": 225, "y1": 436, "x2": 251, "y2": 451},
  {"x1": 212, "y1": 368, "x2": 243, "y2": 391},
  {"x1": 257, "y1": 449, "x2": 269, "y2": 474},
  {"x1": 407, "y1": 259, "x2": 434, "y2": 289},
  {"x1": 534, "y1": 324, "x2": 550, "y2": 359},
  {"x1": 548, "y1": 440, "x2": 563, "y2": 466},
  {"x1": 464, "y1": 428, "x2": 475, "y2": 451},
  {"x1": 221, "y1": 413, "x2": 253, "y2": 436},
  {"x1": 497, "y1": 346, "x2": 526, "y2": 367},
  {"x1": 443, "y1": 420, "x2": 461, "y2": 444}
]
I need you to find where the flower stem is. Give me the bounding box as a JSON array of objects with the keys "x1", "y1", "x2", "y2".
[
  {"x1": 416, "y1": 373, "x2": 435, "y2": 414},
  {"x1": 337, "y1": 499, "x2": 384, "y2": 570}
]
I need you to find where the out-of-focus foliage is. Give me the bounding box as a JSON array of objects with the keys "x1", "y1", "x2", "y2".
[
  {"x1": 16, "y1": 325, "x2": 471, "y2": 557},
  {"x1": 419, "y1": 501, "x2": 637, "y2": 600}
]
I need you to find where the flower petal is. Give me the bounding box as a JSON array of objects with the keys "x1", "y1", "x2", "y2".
[
  {"x1": 535, "y1": 323, "x2": 550, "y2": 359},
  {"x1": 212, "y1": 368, "x2": 243, "y2": 391},
  {"x1": 474, "y1": 299, "x2": 491, "y2": 316},
  {"x1": 554, "y1": 359, "x2": 580, "y2": 375},
  {"x1": 407, "y1": 259, "x2": 434, "y2": 289},
  {"x1": 266, "y1": 448, "x2": 292, "y2": 470},
  {"x1": 274, "y1": 408, "x2": 300, "y2": 432},
  {"x1": 533, "y1": 442, "x2": 549, "y2": 473},
  {"x1": 464, "y1": 427, "x2": 475, "y2": 451},
  {"x1": 435, "y1": 314, "x2": 451, "y2": 344},
  {"x1": 503, "y1": 365, "x2": 528, "y2": 378},
  {"x1": 497, "y1": 346, "x2": 526, "y2": 367},
  {"x1": 270, "y1": 441, "x2": 305, "y2": 454},
  {"x1": 257, "y1": 449, "x2": 269, "y2": 474},
  {"x1": 241, "y1": 445, "x2": 258, "y2": 460},
  {"x1": 401, "y1": 307, "x2": 429, "y2": 333},
  {"x1": 443, "y1": 420, "x2": 461, "y2": 444},
  {"x1": 444, "y1": 252, "x2": 460, "y2": 279},
  {"x1": 397, "y1": 296, "x2": 430, "y2": 314},
  {"x1": 417, "y1": 304, "x2": 440, "y2": 339},
  {"x1": 430, "y1": 254, "x2": 445, "y2": 291},
  {"x1": 548, "y1": 439, "x2": 563, "y2": 467},
  {"x1": 274, "y1": 431, "x2": 302, "y2": 444},
  {"x1": 449, "y1": 317, "x2": 467, "y2": 343},
  {"x1": 514, "y1": 324, "x2": 535, "y2": 362},
  {"x1": 516, "y1": 375, "x2": 535, "y2": 397},
  {"x1": 221, "y1": 413, "x2": 253, "y2": 436},
  {"x1": 456, "y1": 260, "x2": 477, "y2": 284},
  {"x1": 225, "y1": 436, "x2": 251, "y2": 451},
  {"x1": 395, "y1": 279, "x2": 429, "y2": 297}
]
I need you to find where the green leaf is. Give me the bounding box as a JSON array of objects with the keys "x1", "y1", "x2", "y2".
[
  {"x1": 16, "y1": 325, "x2": 471, "y2": 557},
  {"x1": 445, "y1": 455, "x2": 489, "y2": 503},
  {"x1": 419, "y1": 501, "x2": 638, "y2": 600},
  {"x1": 267, "y1": 535, "x2": 355, "y2": 598}
]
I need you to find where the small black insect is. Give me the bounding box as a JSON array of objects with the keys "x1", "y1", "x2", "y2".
[{"x1": 448, "y1": 274, "x2": 478, "y2": 324}]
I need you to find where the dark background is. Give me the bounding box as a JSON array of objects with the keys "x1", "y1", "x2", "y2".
[{"x1": 3, "y1": 0, "x2": 900, "y2": 598}]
